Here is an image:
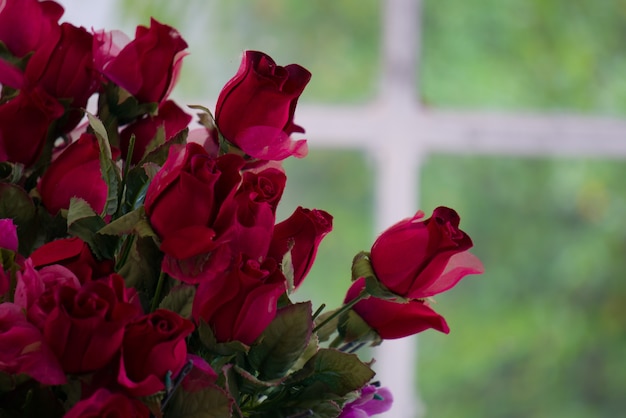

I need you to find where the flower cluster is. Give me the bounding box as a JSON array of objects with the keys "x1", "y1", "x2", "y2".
[{"x1": 0, "y1": 1, "x2": 483, "y2": 417}]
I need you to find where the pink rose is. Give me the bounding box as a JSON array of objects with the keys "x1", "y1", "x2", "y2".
[
  {"x1": 94, "y1": 18, "x2": 188, "y2": 103},
  {"x1": 30, "y1": 237, "x2": 115, "y2": 283},
  {"x1": 268, "y1": 207, "x2": 333, "y2": 289},
  {"x1": 119, "y1": 100, "x2": 192, "y2": 164},
  {"x1": 344, "y1": 277, "x2": 449, "y2": 339},
  {"x1": 42, "y1": 274, "x2": 140, "y2": 374},
  {"x1": 0, "y1": 302, "x2": 65, "y2": 385},
  {"x1": 145, "y1": 143, "x2": 244, "y2": 282},
  {"x1": 118, "y1": 309, "x2": 194, "y2": 397},
  {"x1": 64, "y1": 388, "x2": 150, "y2": 418},
  {"x1": 0, "y1": 218, "x2": 18, "y2": 252},
  {"x1": 339, "y1": 384, "x2": 394, "y2": 418},
  {"x1": 370, "y1": 207, "x2": 484, "y2": 299},
  {"x1": 0, "y1": 0, "x2": 63, "y2": 58},
  {"x1": 38, "y1": 133, "x2": 108, "y2": 215},
  {"x1": 214, "y1": 50, "x2": 310, "y2": 160},
  {"x1": 0, "y1": 87, "x2": 64, "y2": 167},
  {"x1": 192, "y1": 255, "x2": 286, "y2": 345}
]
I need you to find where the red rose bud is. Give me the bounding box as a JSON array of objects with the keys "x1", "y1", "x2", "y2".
[
  {"x1": 42, "y1": 274, "x2": 140, "y2": 374},
  {"x1": 0, "y1": 0, "x2": 63, "y2": 58},
  {"x1": 64, "y1": 389, "x2": 150, "y2": 418},
  {"x1": 268, "y1": 207, "x2": 333, "y2": 289},
  {"x1": 192, "y1": 255, "x2": 286, "y2": 345},
  {"x1": 370, "y1": 206, "x2": 484, "y2": 299},
  {"x1": 38, "y1": 133, "x2": 109, "y2": 216},
  {"x1": 344, "y1": 277, "x2": 449, "y2": 339},
  {"x1": 120, "y1": 100, "x2": 192, "y2": 164},
  {"x1": 0, "y1": 87, "x2": 64, "y2": 167},
  {"x1": 118, "y1": 309, "x2": 194, "y2": 397},
  {"x1": 214, "y1": 50, "x2": 310, "y2": 160},
  {"x1": 93, "y1": 18, "x2": 188, "y2": 104}
]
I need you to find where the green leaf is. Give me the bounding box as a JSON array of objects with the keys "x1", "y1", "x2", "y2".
[
  {"x1": 117, "y1": 236, "x2": 161, "y2": 310},
  {"x1": 231, "y1": 365, "x2": 285, "y2": 395},
  {"x1": 364, "y1": 274, "x2": 409, "y2": 303},
  {"x1": 337, "y1": 309, "x2": 381, "y2": 346},
  {"x1": 166, "y1": 385, "x2": 233, "y2": 418},
  {"x1": 248, "y1": 302, "x2": 313, "y2": 380},
  {"x1": 295, "y1": 349, "x2": 375, "y2": 399},
  {"x1": 67, "y1": 198, "x2": 117, "y2": 260},
  {"x1": 0, "y1": 183, "x2": 37, "y2": 254},
  {"x1": 87, "y1": 112, "x2": 121, "y2": 217},
  {"x1": 98, "y1": 207, "x2": 157, "y2": 239},
  {"x1": 159, "y1": 284, "x2": 196, "y2": 319},
  {"x1": 198, "y1": 320, "x2": 249, "y2": 358}
]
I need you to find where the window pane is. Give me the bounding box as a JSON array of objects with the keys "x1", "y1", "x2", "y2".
[{"x1": 419, "y1": 155, "x2": 626, "y2": 418}]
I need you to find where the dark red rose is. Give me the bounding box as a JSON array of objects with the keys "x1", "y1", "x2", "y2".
[
  {"x1": 370, "y1": 207, "x2": 484, "y2": 299},
  {"x1": 192, "y1": 255, "x2": 286, "y2": 345},
  {"x1": 214, "y1": 50, "x2": 310, "y2": 160},
  {"x1": 64, "y1": 388, "x2": 150, "y2": 418},
  {"x1": 0, "y1": 302, "x2": 65, "y2": 385},
  {"x1": 118, "y1": 309, "x2": 194, "y2": 397},
  {"x1": 0, "y1": 87, "x2": 64, "y2": 167},
  {"x1": 30, "y1": 237, "x2": 115, "y2": 283},
  {"x1": 120, "y1": 100, "x2": 192, "y2": 164},
  {"x1": 268, "y1": 207, "x2": 333, "y2": 289},
  {"x1": 344, "y1": 277, "x2": 449, "y2": 339},
  {"x1": 42, "y1": 274, "x2": 140, "y2": 374},
  {"x1": 239, "y1": 168, "x2": 286, "y2": 214},
  {"x1": 145, "y1": 143, "x2": 244, "y2": 283},
  {"x1": 93, "y1": 18, "x2": 188, "y2": 103},
  {"x1": 24, "y1": 23, "x2": 99, "y2": 131},
  {"x1": 0, "y1": 0, "x2": 63, "y2": 58},
  {"x1": 38, "y1": 133, "x2": 108, "y2": 216}
]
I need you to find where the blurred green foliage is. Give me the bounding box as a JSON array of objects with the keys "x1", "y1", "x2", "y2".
[{"x1": 115, "y1": 0, "x2": 626, "y2": 417}]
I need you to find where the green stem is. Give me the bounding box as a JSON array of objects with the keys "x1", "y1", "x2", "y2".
[
  {"x1": 312, "y1": 289, "x2": 369, "y2": 334},
  {"x1": 150, "y1": 271, "x2": 167, "y2": 312}
]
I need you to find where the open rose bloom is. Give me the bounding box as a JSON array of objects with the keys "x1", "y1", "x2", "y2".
[{"x1": 0, "y1": 1, "x2": 482, "y2": 417}]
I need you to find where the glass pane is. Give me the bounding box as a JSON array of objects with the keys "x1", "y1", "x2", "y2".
[
  {"x1": 421, "y1": 0, "x2": 626, "y2": 113},
  {"x1": 113, "y1": 0, "x2": 381, "y2": 102},
  {"x1": 419, "y1": 155, "x2": 626, "y2": 418}
]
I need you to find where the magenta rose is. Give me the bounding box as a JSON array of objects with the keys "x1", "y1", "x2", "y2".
[
  {"x1": 145, "y1": 143, "x2": 244, "y2": 282},
  {"x1": 0, "y1": 0, "x2": 63, "y2": 58},
  {"x1": 214, "y1": 50, "x2": 310, "y2": 160},
  {"x1": 119, "y1": 100, "x2": 192, "y2": 164},
  {"x1": 370, "y1": 206, "x2": 484, "y2": 299},
  {"x1": 30, "y1": 237, "x2": 115, "y2": 283},
  {"x1": 42, "y1": 274, "x2": 140, "y2": 374},
  {"x1": 268, "y1": 207, "x2": 333, "y2": 289},
  {"x1": 344, "y1": 277, "x2": 449, "y2": 339},
  {"x1": 192, "y1": 255, "x2": 286, "y2": 345},
  {"x1": 0, "y1": 218, "x2": 18, "y2": 252},
  {"x1": 93, "y1": 18, "x2": 188, "y2": 103},
  {"x1": 118, "y1": 308, "x2": 194, "y2": 397},
  {"x1": 64, "y1": 388, "x2": 150, "y2": 418},
  {"x1": 38, "y1": 133, "x2": 108, "y2": 216},
  {"x1": 339, "y1": 384, "x2": 394, "y2": 418},
  {"x1": 0, "y1": 87, "x2": 64, "y2": 167},
  {"x1": 0, "y1": 302, "x2": 65, "y2": 385}
]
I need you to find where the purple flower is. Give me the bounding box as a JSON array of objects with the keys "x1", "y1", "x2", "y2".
[{"x1": 339, "y1": 385, "x2": 394, "y2": 418}]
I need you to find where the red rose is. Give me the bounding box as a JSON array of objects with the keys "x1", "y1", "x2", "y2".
[
  {"x1": 0, "y1": 302, "x2": 65, "y2": 385},
  {"x1": 24, "y1": 23, "x2": 100, "y2": 131},
  {"x1": 119, "y1": 100, "x2": 192, "y2": 164},
  {"x1": 214, "y1": 50, "x2": 310, "y2": 160},
  {"x1": 145, "y1": 143, "x2": 244, "y2": 283},
  {"x1": 42, "y1": 274, "x2": 140, "y2": 374},
  {"x1": 344, "y1": 277, "x2": 449, "y2": 339},
  {"x1": 30, "y1": 237, "x2": 115, "y2": 283},
  {"x1": 0, "y1": 0, "x2": 63, "y2": 58},
  {"x1": 64, "y1": 388, "x2": 150, "y2": 418},
  {"x1": 38, "y1": 133, "x2": 108, "y2": 216},
  {"x1": 268, "y1": 207, "x2": 333, "y2": 289},
  {"x1": 192, "y1": 255, "x2": 286, "y2": 345},
  {"x1": 0, "y1": 87, "x2": 64, "y2": 167},
  {"x1": 118, "y1": 309, "x2": 194, "y2": 397},
  {"x1": 370, "y1": 206, "x2": 483, "y2": 299},
  {"x1": 94, "y1": 18, "x2": 188, "y2": 103}
]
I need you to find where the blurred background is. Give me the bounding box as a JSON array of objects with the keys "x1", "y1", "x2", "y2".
[{"x1": 60, "y1": 0, "x2": 626, "y2": 417}]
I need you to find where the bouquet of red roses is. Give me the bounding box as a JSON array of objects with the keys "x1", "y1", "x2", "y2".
[{"x1": 0, "y1": 1, "x2": 483, "y2": 417}]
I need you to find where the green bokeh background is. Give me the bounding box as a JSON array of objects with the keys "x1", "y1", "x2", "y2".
[{"x1": 109, "y1": 1, "x2": 626, "y2": 416}]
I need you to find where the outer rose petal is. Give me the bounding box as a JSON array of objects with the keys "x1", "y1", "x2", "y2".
[{"x1": 0, "y1": 218, "x2": 18, "y2": 251}]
